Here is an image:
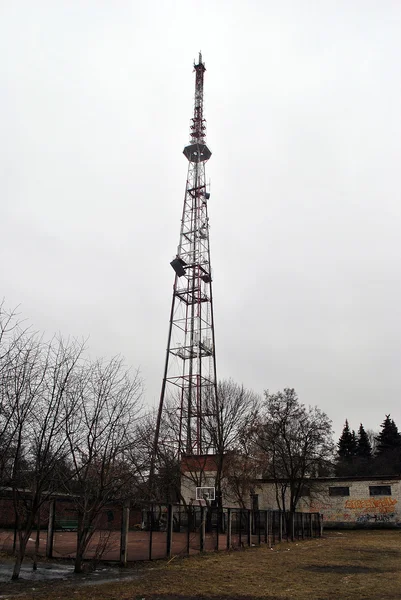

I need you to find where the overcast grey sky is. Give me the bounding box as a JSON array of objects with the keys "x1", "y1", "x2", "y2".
[{"x1": 2, "y1": 1, "x2": 401, "y2": 439}]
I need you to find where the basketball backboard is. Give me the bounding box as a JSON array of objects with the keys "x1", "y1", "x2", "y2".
[{"x1": 196, "y1": 486, "x2": 215, "y2": 501}]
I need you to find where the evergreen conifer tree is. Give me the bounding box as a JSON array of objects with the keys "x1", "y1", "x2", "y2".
[
  {"x1": 376, "y1": 415, "x2": 401, "y2": 454},
  {"x1": 336, "y1": 420, "x2": 357, "y2": 475},
  {"x1": 375, "y1": 415, "x2": 401, "y2": 475},
  {"x1": 351, "y1": 429, "x2": 357, "y2": 455},
  {"x1": 356, "y1": 423, "x2": 372, "y2": 458},
  {"x1": 353, "y1": 423, "x2": 374, "y2": 475},
  {"x1": 337, "y1": 420, "x2": 357, "y2": 458}
]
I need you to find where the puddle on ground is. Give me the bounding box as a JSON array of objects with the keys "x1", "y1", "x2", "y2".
[
  {"x1": 0, "y1": 562, "x2": 74, "y2": 583},
  {"x1": 0, "y1": 561, "x2": 144, "y2": 586}
]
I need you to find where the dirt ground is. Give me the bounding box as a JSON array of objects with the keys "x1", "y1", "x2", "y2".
[
  {"x1": 0, "y1": 528, "x2": 241, "y2": 561},
  {"x1": 1, "y1": 530, "x2": 401, "y2": 599}
]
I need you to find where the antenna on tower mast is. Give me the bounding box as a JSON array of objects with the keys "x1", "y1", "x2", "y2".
[{"x1": 150, "y1": 54, "x2": 218, "y2": 496}]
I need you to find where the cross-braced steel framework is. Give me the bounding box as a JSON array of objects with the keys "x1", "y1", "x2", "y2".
[{"x1": 154, "y1": 53, "x2": 217, "y2": 458}]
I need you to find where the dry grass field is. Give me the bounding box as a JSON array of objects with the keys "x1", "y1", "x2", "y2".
[{"x1": 2, "y1": 530, "x2": 401, "y2": 599}]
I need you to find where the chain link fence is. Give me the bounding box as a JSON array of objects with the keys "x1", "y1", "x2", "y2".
[{"x1": 0, "y1": 495, "x2": 322, "y2": 564}]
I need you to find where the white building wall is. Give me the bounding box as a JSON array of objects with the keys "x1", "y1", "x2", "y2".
[
  {"x1": 181, "y1": 470, "x2": 217, "y2": 504},
  {"x1": 308, "y1": 479, "x2": 401, "y2": 527},
  {"x1": 181, "y1": 470, "x2": 401, "y2": 527},
  {"x1": 254, "y1": 478, "x2": 401, "y2": 527}
]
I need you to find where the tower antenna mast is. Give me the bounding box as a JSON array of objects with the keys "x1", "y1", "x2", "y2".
[{"x1": 152, "y1": 53, "x2": 218, "y2": 476}]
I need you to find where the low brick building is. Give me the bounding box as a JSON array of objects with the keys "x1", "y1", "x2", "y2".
[
  {"x1": 181, "y1": 457, "x2": 401, "y2": 527},
  {"x1": 0, "y1": 490, "x2": 143, "y2": 530},
  {"x1": 248, "y1": 476, "x2": 400, "y2": 528}
]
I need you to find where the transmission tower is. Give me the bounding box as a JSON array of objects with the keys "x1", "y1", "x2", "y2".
[{"x1": 153, "y1": 53, "x2": 217, "y2": 460}]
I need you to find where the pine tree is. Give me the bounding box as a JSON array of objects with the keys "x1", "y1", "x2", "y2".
[
  {"x1": 351, "y1": 429, "x2": 357, "y2": 455},
  {"x1": 336, "y1": 420, "x2": 358, "y2": 475},
  {"x1": 376, "y1": 415, "x2": 401, "y2": 455},
  {"x1": 337, "y1": 420, "x2": 357, "y2": 459},
  {"x1": 375, "y1": 415, "x2": 401, "y2": 475},
  {"x1": 356, "y1": 423, "x2": 372, "y2": 459}
]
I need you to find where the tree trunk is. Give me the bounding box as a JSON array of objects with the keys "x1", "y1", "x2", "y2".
[
  {"x1": 33, "y1": 513, "x2": 41, "y2": 570},
  {"x1": 74, "y1": 519, "x2": 95, "y2": 573},
  {"x1": 74, "y1": 553, "x2": 84, "y2": 574},
  {"x1": 74, "y1": 517, "x2": 87, "y2": 573},
  {"x1": 11, "y1": 552, "x2": 24, "y2": 581},
  {"x1": 11, "y1": 528, "x2": 30, "y2": 580},
  {"x1": 11, "y1": 488, "x2": 43, "y2": 579},
  {"x1": 74, "y1": 532, "x2": 86, "y2": 573}
]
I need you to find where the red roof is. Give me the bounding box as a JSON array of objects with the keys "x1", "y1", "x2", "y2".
[{"x1": 181, "y1": 454, "x2": 219, "y2": 473}]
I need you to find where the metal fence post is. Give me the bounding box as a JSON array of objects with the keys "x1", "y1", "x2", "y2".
[
  {"x1": 148, "y1": 506, "x2": 153, "y2": 561},
  {"x1": 186, "y1": 506, "x2": 191, "y2": 555},
  {"x1": 120, "y1": 500, "x2": 130, "y2": 566},
  {"x1": 215, "y1": 508, "x2": 219, "y2": 551},
  {"x1": 227, "y1": 508, "x2": 232, "y2": 549},
  {"x1": 46, "y1": 499, "x2": 56, "y2": 559},
  {"x1": 271, "y1": 511, "x2": 274, "y2": 545},
  {"x1": 166, "y1": 504, "x2": 174, "y2": 558},
  {"x1": 264, "y1": 510, "x2": 268, "y2": 544},
  {"x1": 200, "y1": 506, "x2": 205, "y2": 552},
  {"x1": 278, "y1": 511, "x2": 283, "y2": 542}
]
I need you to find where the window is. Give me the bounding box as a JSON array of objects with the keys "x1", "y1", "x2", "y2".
[
  {"x1": 329, "y1": 486, "x2": 350, "y2": 497},
  {"x1": 369, "y1": 485, "x2": 391, "y2": 496},
  {"x1": 300, "y1": 486, "x2": 310, "y2": 497}
]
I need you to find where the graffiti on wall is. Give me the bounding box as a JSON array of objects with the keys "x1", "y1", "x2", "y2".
[
  {"x1": 356, "y1": 513, "x2": 395, "y2": 524},
  {"x1": 344, "y1": 497, "x2": 397, "y2": 514},
  {"x1": 309, "y1": 501, "x2": 332, "y2": 512},
  {"x1": 310, "y1": 496, "x2": 399, "y2": 523}
]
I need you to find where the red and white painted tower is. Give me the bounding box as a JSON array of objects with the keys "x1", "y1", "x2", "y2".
[{"x1": 154, "y1": 53, "x2": 217, "y2": 458}]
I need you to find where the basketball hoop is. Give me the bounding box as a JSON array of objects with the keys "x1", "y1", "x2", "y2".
[{"x1": 196, "y1": 486, "x2": 215, "y2": 502}]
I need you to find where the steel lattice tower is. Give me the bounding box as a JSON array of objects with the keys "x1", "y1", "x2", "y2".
[{"x1": 153, "y1": 53, "x2": 217, "y2": 459}]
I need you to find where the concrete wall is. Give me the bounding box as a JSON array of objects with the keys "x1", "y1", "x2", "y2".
[
  {"x1": 308, "y1": 479, "x2": 400, "y2": 527},
  {"x1": 182, "y1": 472, "x2": 401, "y2": 527},
  {"x1": 253, "y1": 477, "x2": 401, "y2": 528}
]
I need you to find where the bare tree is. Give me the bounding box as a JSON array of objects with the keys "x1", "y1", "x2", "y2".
[
  {"x1": 0, "y1": 303, "x2": 144, "y2": 577},
  {"x1": 223, "y1": 450, "x2": 262, "y2": 509},
  {"x1": 0, "y1": 301, "x2": 28, "y2": 365},
  {"x1": 64, "y1": 356, "x2": 143, "y2": 573},
  {"x1": 172, "y1": 380, "x2": 260, "y2": 506},
  {"x1": 135, "y1": 409, "x2": 182, "y2": 505},
  {"x1": 201, "y1": 379, "x2": 260, "y2": 505},
  {"x1": 257, "y1": 388, "x2": 334, "y2": 513},
  {"x1": 3, "y1": 333, "x2": 85, "y2": 580},
  {"x1": 0, "y1": 302, "x2": 32, "y2": 484}
]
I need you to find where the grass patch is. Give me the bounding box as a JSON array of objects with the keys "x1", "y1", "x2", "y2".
[{"x1": 3, "y1": 530, "x2": 401, "y2": 599}]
